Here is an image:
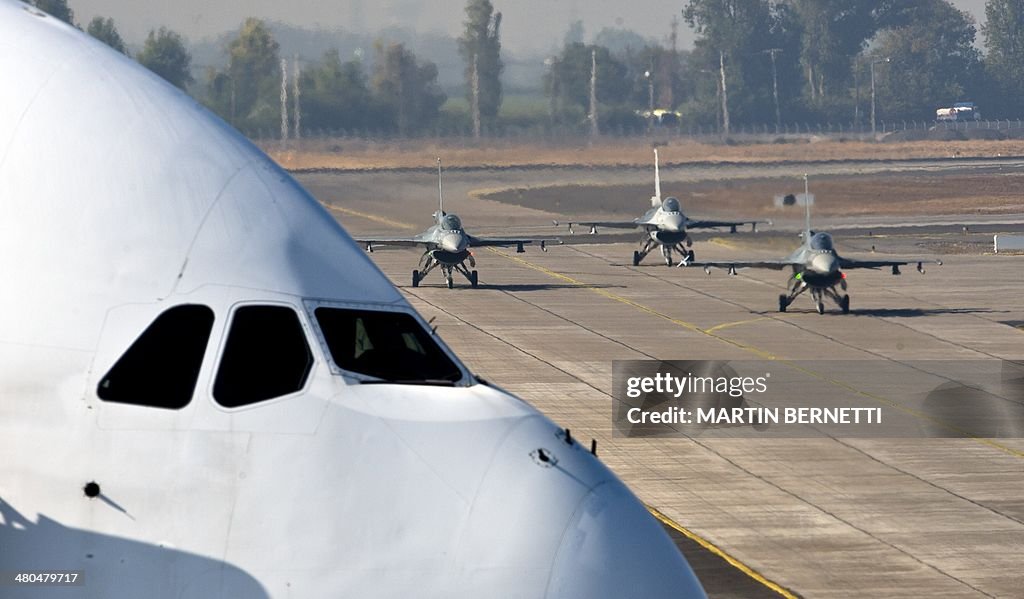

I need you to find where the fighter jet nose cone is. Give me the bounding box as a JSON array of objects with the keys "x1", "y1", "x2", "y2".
[
  {"x1": 440, "y1": 233, "x2": 466, "y2": 253},
  {"x1": 547, "y1": 483, "x2": 706, "y2": 598},
  {"x1": 663, "y1": 216, "x2": 685, "y2": 233},
  {"x1": 810, "y1": 253, "x2": 838, "y2": 274}
]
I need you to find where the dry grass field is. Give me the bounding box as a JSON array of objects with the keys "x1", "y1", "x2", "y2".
[{"x1": 265, "y1": 137, "x2": 1024, "y2": 171}]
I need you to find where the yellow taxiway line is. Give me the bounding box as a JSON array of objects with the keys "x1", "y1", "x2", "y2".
[
  {"x1": 648, "y1": 505, "x2": 799, "y2": 599},
  {"x1": 323, "y1": 204, "x2": 418, "y2": 230}
]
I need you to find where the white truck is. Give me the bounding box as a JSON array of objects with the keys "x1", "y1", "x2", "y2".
[{"x1": 936, "y1": 102, "x2": 981, "y2": 121}]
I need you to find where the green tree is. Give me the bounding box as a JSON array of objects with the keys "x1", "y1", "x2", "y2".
[
  {"x1": 593, "y1": 27, "x2": 652, "y2": 57},
  {"x1": 300, "y1": 49, "x2": 377, "y2": 132},
  {"x1": 983, "y1": 0, "x2": 1024, "y2": 115},
  {"x1": 683, "y1": 0, "x2": 784, "y2": 124},
  {"x1": 787, "y1": 1, "x2": 922, "y2": 106},
  {"x1": 205, "y1": 19, "x2": 282, "y2": 132},
  {"x1": 371, "y1": 41, "x2": 446, "y2": 135},
  {"x1": 564, "y1": 20, "x2": 585, "y2": 46},
  {"x1": 86, "y1": 16, "x2": 128, "y2": 55},
  {"x1": 458, "y1": 0, "x2": 503, "y2": 124},
  {"x1": 137, "y1": 27, "x2": 194, "y2": 91},
  {"x1": 870, "y1": 0, "x2": 982, "y2": 121},
  {"x1": 29, "y1": 0, "x2": 73, "y2": 24},
  {"x1": 545, "y1": 43, "x2": 631, "y2": 125}
]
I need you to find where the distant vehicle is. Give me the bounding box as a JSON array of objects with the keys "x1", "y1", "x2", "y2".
[
  {"x1": 637, "y1": 108, "x2": 682, "y2": 126},
  {"x1": 936, "y1": 102, "x2": 980, "y2": 121}
]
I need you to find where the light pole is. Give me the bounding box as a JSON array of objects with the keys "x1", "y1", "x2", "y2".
[
  {"x1": 644, "y1": 67, "x2": 654, "y2": 132},
  {"x1": 544, "y1": 56, "x2": 558, "y2": 125},
  {"x1": 718, "y1": 50, "x2": 730, "y2": 136},
  {"x1": 870, "y1": 57, "x2": 890, "y2": 137}
]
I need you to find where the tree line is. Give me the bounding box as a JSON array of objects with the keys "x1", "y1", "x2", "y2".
[{"x1": 26, "y1": 0, "x2": 1024, "y2": 136}]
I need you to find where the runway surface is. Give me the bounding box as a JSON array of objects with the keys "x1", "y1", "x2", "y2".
[{"x1": 298, "y1": 160, "x2": 1024, "y2": 598}]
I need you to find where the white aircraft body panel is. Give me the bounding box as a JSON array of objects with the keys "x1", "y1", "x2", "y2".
[{"x1": 0, "y1": 2, "x2": 705, "y2": 597}]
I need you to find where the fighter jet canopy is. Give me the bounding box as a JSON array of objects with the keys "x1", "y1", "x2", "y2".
[
  {"x1": 810, "y1": 232, "x2": 834, "y2": 251},
  {"x1": 662, "y1": 197, "x2": 681, "y2": 212},
  {"x1": 441, "y1": 214, "x2": 463, "y2": 231}
]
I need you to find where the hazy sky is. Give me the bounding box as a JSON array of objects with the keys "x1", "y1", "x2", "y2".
[{"x1": 70, "y1": 0, "x2": 990, "y2": 56}]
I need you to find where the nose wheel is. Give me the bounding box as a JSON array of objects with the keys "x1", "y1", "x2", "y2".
[
  {"x1": 470, "y1": 270, "x2": 478, "y2": 288},
  {"x1": 840, "y1": 294, "x2": 850, "y2": 314},
  {"x1": 412, "y1": 270, "x2": 420, "y2": 287},
  {"x1": 778, "y1": 294, "x2": 788, "y2": 312}
]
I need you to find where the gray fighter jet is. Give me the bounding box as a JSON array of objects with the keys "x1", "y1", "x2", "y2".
[
  {"x1": 557, "y1": 149, "x2": 765, "y2": 266},
  {"x1": 685, "y1": 175, "x2": 941, "y2": 314},
  {"x1": 356, "y1": 160, "x2": 559, "y2": 289}
]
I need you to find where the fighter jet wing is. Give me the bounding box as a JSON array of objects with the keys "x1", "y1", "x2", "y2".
[
  {"x1": 557, "y1": 220, "x2": 639, "y2": 234},
  {"x1": 685, "y1": 259, "x2": 795, "y2": 271},
  {"x1": 354, "y1": 237, "x2": 427, "y2": 252},
  {"x1": 467, "y1": 235, "x2": 562, "y2": 251},
  {"x1": 686, "y1": 219, "x2": 767, "y2": 232},
  {"x1": 838, "y1": 256, "x2": 943, "y2": 273}
]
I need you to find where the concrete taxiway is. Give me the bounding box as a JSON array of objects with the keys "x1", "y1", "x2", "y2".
[{"x1": 298, "y1": 161, "x2": 1024, "y2": 598}]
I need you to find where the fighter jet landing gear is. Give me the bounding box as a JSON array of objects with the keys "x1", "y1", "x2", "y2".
[
  {"x1": 673, "y1": 243, "x2": 695, "y2": 266},
  {"x1": 453, "y1": 261, "x2": 478, "y2": 288},
  {"x1": 661, "y1": 245, "x2": 674, "y2": 267},
  {"x1": 822, "y1": 286, "x2": 850, "y2": 314},
  {"x1": 413, "y1": 255, "x2": 441, "y2": 288},
  {"x1": 633, "y1": 238, "x2": 655, "y2": 266},
  {"x1": 778, "y1": 279, "x2": 808, "y2": 312}
]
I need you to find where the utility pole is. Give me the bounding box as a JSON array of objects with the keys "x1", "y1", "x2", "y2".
[
  {"x1": 645, "y1": 63, "x2": 654, "y2": 133},
  {"x1": 545, "y1": 56, "x2": 558, "y2": 125},
  {"x1": 764, "y1": 48, "x2": 782, "y2": 131},
  {"x1": 588, "y1": 48, "x2": 599, "y2": 138},
  {"x1": 471, "y1": 53, "x2": 481, "y2": 139},
  {"x1": 870, "y1": 57, "x2": 890, "y2": 137},
  {"x1": 280, "y1": 57, "x2": 289, "y2": 141},
  {"x1": 292, "y1": 55, "x2": 301, "y2": 140},
  {"x1": 718, "y1": 50, "x2": 730, "y2": 136},
  {"x1": 854, "y1": 59, "x2": 860, "y2": 129}
]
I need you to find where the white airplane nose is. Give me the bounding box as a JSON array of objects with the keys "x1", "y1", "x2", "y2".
[
  {"x1": 547, "y1": 481, "x2": 707, "y2": 598},
  {"x1": 451, "y1": 413, "x2": 705, "y2": 597}
]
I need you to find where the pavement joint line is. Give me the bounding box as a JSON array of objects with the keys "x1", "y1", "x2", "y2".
[
  {"x1": 646, "y1": 505, "x2": 799, "y2": 599},
  {"x1": 486, "y1": 247, "x2": 1024, "y2": 459}
]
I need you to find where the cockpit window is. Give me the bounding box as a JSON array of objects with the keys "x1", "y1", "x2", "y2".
[
  {"x1": 441, "y1": 214, "x2": 462, "y2": 231},
  {"x1": 662, "y1": 197, "x2": 681, "y2": 212},
  {"x1": 214, "y1": 305, "x2": 313, "y2": 407},
  {"x1": 98, "y1": 304, "x2": 214, "y2": 409},
  {"x1": 314, "y1": 307, "x2": 462, "y2": 384},
  {"x1": 810, "y1": 232, "x2": 834, "y2": 251}
]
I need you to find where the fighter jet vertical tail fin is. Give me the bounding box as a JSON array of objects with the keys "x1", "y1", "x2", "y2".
[
  {"x1": 803, "y1": 173, "x2": 812, "y2": 243},
  {"x1": 652, "y1": 148, "x2": 662, "y2": 207},
  {"x1": 436, "y1": 157, "x2": 444, "y2": 223}
]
